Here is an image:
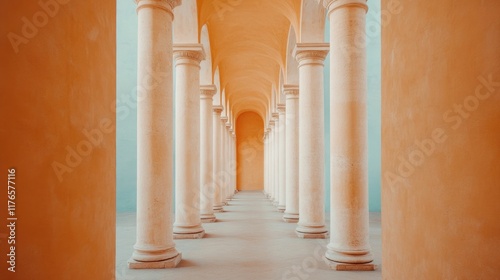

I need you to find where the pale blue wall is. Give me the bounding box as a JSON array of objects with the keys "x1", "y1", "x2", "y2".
[
  {"x1": 116, "y1": 0, "x2": 381, "y2": 212},
  {"x1": 324, "y1": 0, "x2": 382, "y2": 212},
  {"x1": 116, "y1": 0, "x2": 138, "y2": 212}
]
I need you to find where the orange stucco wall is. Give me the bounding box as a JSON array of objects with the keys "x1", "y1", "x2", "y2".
[
  {"x1": 0, "y1": 1, "x2": 116, "y2": 279},
  {"x1": 236, "y1": 112, "x2": 264, "y2": 191},
  {"x1": 382, "y1": 1, "x2": 500, "y2": 279}
]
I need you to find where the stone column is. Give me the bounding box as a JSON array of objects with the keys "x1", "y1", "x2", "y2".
[
  {"x1": 225, "y1": 122, "x2": 232, "y2": 202},
  {"x1": 283, "y1": 85, "x2": 300, "y2": 223},
  {"x1": 129, "y1": 0, "x2": 181, "y2": 269},
  {"x1": 263, "y1": 131, "x2": 268, "y2": 195},
  {"x1": 267, "y1": 120, "x2": 275, "y2": 201},
  {"x1": 272, "y1": 112, "x2": 280, "y2": 206},
  {"x1": 294, "y1": 43, "x2": 329, "y2": 239},
  {"x1": 200, "y1": 85, "x2": 217, "y2": 223},
  {"x1": 277, "y1": 104, "x2": 286, "y2": 212},
  {"x1": 324, "y1": 0, "x2": 374, "y2": 269},
  {"x1": 212, "y1": 106, "x2": 224, "y2": 212},
  {"x1": 220, "y1": 116, "x2": 228, "y2": 206},
  {"x1": 173, "y1": 44, "x2": 205, "y2": 239}
]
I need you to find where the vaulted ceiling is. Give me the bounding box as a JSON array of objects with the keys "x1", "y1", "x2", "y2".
[{"x1": 174, "y1": 0, "x2": 325, "y2": 125}]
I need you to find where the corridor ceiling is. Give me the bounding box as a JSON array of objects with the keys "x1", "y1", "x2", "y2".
[{"x1": 196, "y1": 0, "x2": 303, "y2": 123}]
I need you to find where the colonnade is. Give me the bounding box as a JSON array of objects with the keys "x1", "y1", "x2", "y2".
[{"x1": 129, "y1": 0, "x2": 373, "y2": 272}]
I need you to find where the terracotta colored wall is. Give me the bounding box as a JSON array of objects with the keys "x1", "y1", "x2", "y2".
[
  {"x1": 382, "y1": 1, "x2": 500, "y2": 279},
  {"x1": 236, "y1": 112, "x2": 264, "y2": 190},
  {"x1": 0, "y1": 1, "x2": 116, "y2": 279}
]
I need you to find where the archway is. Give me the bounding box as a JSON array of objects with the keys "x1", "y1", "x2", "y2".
[{"x1": 236, "y1": 111, "x2": 264, "y2": 191}]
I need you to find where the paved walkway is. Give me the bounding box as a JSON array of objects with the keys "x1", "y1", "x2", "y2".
[{"x1": 116, "y1": 191, "x2": 382, "y2": 280}]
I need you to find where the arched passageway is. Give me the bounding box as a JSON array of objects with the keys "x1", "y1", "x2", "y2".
[{"x1": 236, "y1": 112, "x2": 264, "y2": 191}]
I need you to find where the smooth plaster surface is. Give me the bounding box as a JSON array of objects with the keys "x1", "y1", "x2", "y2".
[{"x1": 382, "y1": 0, "x2": 500, "y2": 278}]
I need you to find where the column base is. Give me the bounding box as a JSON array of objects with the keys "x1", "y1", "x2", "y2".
[
  {"x1": 325, "y1": 246, "x2": 374, "y2": 265},
  {"x1": 173, "y1": 230, "x2": 205, "y2": 239},
  {"x1": 213, "y1": 205, "x2": 224, "y2": 212},
  {"x1": 173, "y1": 224, "x2": 205, "y2": 239},
  {"x1": 327, "y1": 261, "x2": 376, "y2": 271},
  {"x1": 283, "y1": 213, "x2": 299, "y2": 223},
  {"x1": 277, "y1": 205, "x2": 285, "y2": 212},
  {"x1": 201, "y1": 214, "x2": 217, "y2": 223},
  {"x1": 128, "y1": 253, "x2": 182, "y2": 269},
  {"x1": 296, "y1": 224, "x2": 329, "y2": 239}
]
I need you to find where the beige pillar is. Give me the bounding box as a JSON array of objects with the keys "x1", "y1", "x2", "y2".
[
  {"x1": 225, "y1": 122, "x2": 232, "y2": 202},
  {"x1": 173, "y1": 44, "x2": 205, "y2": 239},
  {"x1": 200, "y1": 85, "x2": 217, "y2": 223},
  {"x1": 219, "y1": 116, "x2": 228, "y2": 206},
  {"x1": 283, "y1": 85, "x2": 300, "y2": 223},
  {"x1": 212, "y1": 106, "x2": 224, "y2": 212},
  {"x1": 263, "y1": 130, "x2": 269, "y2": 197},
  {"x1": 129, "y1": 0, "x2": 181, "y2": 269},
  {"x1": 294, "y1": 43, "x2": 329, "y2": 239},
  {"x1": 324, "y1": 0, "x2": 374, "y2": 269},
  {"x1": 277, "y1": 104, "x2": 287, "y2": 212},
  {"x1": 267, "y1": 121, "x2": 275, "y2": 201},
  {"x1": 272, "y1": 113, "x2": 280, "y2": 206}
]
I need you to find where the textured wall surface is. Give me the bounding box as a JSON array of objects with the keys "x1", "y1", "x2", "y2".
[
  {"x1": 0, "y1": 1, "x2": 116, "y2": 279},
  {"x1": 382, "y1": 1, "x2": 500, "y2": 278}
]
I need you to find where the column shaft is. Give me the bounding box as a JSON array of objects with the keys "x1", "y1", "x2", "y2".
[
  {"x1": 130, "y1": 0, "x2": 181, "y2": 268},
  {"x1": 295, "y1": 43, "x2": 329, "y2": 238},
  {"x1": 283, "y1": 85, "x2": 300, "y2": 223},
  {"x1": 273, "y1": 113, "x2": 279, "y2": 206},
  {"x1": 277, "y1": 105, "x2": 287, "y2": 212},
  {"x1": 173, "y1": 44, "x2": 205, "y2": 239},
  {"x1": 212, "y1": 106, "x2": 224, "y2": 212},
  {"x1": 200, "y1": 85, "x2": 217, "y2": 223},
  {"x1": 324, "y1": 0, "x2": 374, "y2": 267}
]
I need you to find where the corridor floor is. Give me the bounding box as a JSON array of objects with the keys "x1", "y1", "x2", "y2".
[{"x1": 116, "y1": 191, "x2": 382, "y2": 280}]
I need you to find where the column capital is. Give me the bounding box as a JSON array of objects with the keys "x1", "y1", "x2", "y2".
[
  {"x1": 323, "y1": 0, "x2": 367, "y2": 15},
  {"x1": 277, "y1": 104, "x2": 286, "y2": 114},
  {"x1": 225, "y1": 122, "x2": 231, "y2": 128},
  {"x1": 283, "y1": 84, "x2": 299, "y2": 98},
  {"x1": 200, "y1": 84, "x2": 217, "y2": 99},
  {"x1": 220, "y1": 116, "x2": 228, "y2": 122},
  {"x1": 213, "y1": 105, "x2": 223, "y2": 115},
  {"x1": 173, "y1": 43, "x2": 205, "y2": 64},
  {"x1": 269, "y1": 119, "x2": 276, "y2": 126},
  {"x1": 272, "y1": 112, "x2": 279, "y2": 119},
  {"x1": 293, "y1": 43, "x2": 329, "y2": 66},
  {"x1": 136, "y1": 0, "x2": 181, "y2": 16}
]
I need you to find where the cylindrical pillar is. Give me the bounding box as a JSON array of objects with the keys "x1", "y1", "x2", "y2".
[
  {"x1": 294, "y1": 43, "x2": 329, "y2": 239},
  {"x1": 212, "y1": 106, "x2": 224, "y2": 212},
  {"x1": 173, "y1": 44, "x2": 205, "y2": 239},
  {"x1": 283, "y1": 85, "x2": 300, "y2": 223},
  {"x1": 277, "y1": 104, "x2": 287, "y2": 212},
  {"x1": 130, "y1": 0, "x2": 181, "y2": 268},
  {"x1": 272, "y1": 113, "x2": 280, "y2": 206},
  {"x1": 324, "y1": 0, "x2": 373, "y2": 267},
  {"x1": 200, "y1": 85, "x2": 217, "y2": 223},
  {"x1": 219, "y1": 116, "x2": 228, "y2": 206},
  {"x1": 268, "y1": 121, "x2": 275, "y2": 201}
]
